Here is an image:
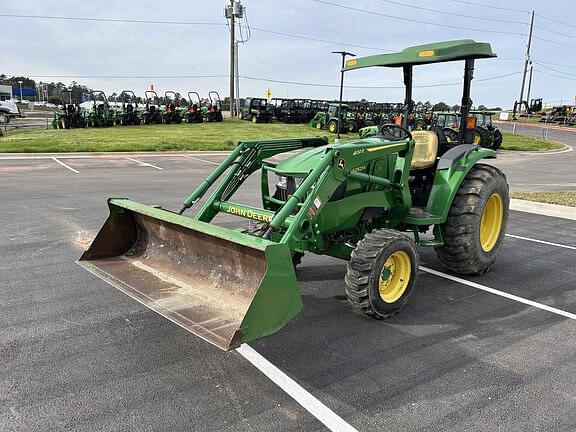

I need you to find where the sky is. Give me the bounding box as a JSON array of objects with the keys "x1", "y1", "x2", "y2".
[{"x1": 3, "y1": 0, "x2": 576, "y2": 109}]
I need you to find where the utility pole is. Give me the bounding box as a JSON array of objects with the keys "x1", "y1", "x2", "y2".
[
  {"x1": 332, "y1": 51, "x2": 356, "y2": 140},
  {"x1": 517, "y1": 10, "x2": 535, "y2": 116},
  {"x1": 225, "y1": 1, "x2": 244, "y2": 118},
  {"x1": 526, "y1": 62, "x2": 534, "y2": 106}
]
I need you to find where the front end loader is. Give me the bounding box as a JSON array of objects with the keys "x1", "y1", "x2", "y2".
[{"x1": 79, "y1": 40, "x2": 509, "y2": 351}]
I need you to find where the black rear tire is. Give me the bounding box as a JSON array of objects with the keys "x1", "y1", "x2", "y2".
[
  {"x1": 345, "y1": 229, "x2": 418, "y2": 319},
  {"x1": 434, "y1": 164, "x2": 509, "y2": 275},
  {"x1": 472, "y1": 126, "x2": 492, "y2": 148},
  {"x1": 493, "y1": 128, "x2": 503, "y2": 149},
  {"x1": 328, "y1": 120, "x2": 337, "y2": 134}
]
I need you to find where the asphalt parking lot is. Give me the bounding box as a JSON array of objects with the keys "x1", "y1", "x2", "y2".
[{"x1": 1, "y1": 151, "x2": 575, "y2": 431}]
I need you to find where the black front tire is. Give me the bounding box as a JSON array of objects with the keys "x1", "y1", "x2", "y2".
[
  {"x1": 345, "y1": 229, "x2": 418, "y2": 319},
  {"x1": 435, "y1": 164, "x2": 509, "y2": 275},
  {"x1": 493, "y1": 129, "x2": 503, "y2": 149}
]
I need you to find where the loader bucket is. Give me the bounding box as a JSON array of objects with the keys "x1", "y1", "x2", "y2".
[{"x1": 78, "y1": 198, "x2": 302, "y2": 351}]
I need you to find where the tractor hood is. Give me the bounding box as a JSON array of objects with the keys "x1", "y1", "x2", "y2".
[{"x1": 274, "y1": 145, "x2": 328, "y2": 175}]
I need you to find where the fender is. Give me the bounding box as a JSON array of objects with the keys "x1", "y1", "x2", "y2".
[{"x1": 426, "y1": 144, "x2": 496, "y2": 221}]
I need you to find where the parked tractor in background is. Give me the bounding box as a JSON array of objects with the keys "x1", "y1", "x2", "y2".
[
  {"x1": 80, "y1": 40, "x2": 508, "y2": 352},
  {"x1": 85, "y1": 91, "x2": 115, "y2": 128},
  {"x1": 185, "y1": 92, "x2": 205, "y2": 123},
  {"x1": 141, "y1": 91, "x2": 163, "y2": 125},
  {"x1": 432, "y1": 111, "x2": 501, "y2": 149},
  {"x1": 52, "y1": 90, "x2": 86, "y2": 129},
  {"x1": 117, "y1": 90, "x2": 141, "y2": 126},
  {"x1": 309, "y1": 103, "x2": 353, "y2": 133},
  {"x1": 162, "y1": 91, "x2": 183, "y2": 124},
  {"x1": 240, "y1": 97, "x2": 273, "y2": 123},
  {"x1": 205, "y1": 91, "x2": 224, "y2": 122}
]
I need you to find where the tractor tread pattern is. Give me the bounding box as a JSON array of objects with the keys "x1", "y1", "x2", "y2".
[
  {"x1": 345, "y1": 229, "x2": 414, "y2": 320},
  {"x1": 434, "y1": 163, "x2": 508, "y2": 275}
]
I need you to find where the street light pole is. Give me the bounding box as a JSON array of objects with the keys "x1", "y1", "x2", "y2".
[
  {"x1": 332, "y1": 51, "x2": 356, "y2": 140},
  {"x1": 18, "y1": 80, "x2": 23, "y2": 102}
]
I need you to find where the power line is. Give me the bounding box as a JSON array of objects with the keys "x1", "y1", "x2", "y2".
[
  {"x1": 8, "y1": 71, "x2": 520, "y2": 88},
  {"x1": 309, "y1": 0, "x2": 525, "y2": 35},
  {"x1": 534, "y1": 24, "x2": 576, "y2": 40},
  {"x1": 248, "y1": 26, "x2": 390, "y2": 51},
  {"x1": 0, "y1": 13, "x2": 225, "y2": 26},
  {"x1": 532, "y1": 59, "x2": 576, "y2": 70},
  {"x1": 0, "y1": 13, "x2": 391, "y2": 52},
  {"x1": 532, "y1": 61, "x2": 576, "y2": 77},
  {"x1": 533, "y1": 36, "x2": 576, "y2": 49},
  {"x1": 378, "y1": 0, "x2": 527, "y2": 25},
  {"x1": 439, "y1": 0, "x2": 528, "y2": 14},
  {"x1": 5, "y1": 74, "x2": 229, "y2": 79},
  {"x1": 536, "y1": 13, "x2": 576, "y2": 30},
  {"x1": 533, "y1": 68, "x2": 576, "y2": 81},
  {"x1": 240, "y1": 71, "x2": 521, "y2": 89}
]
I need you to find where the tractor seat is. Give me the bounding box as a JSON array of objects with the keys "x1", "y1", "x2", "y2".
[{"x1": 410, "y1": 131, "x2": 438, "y2": 170}]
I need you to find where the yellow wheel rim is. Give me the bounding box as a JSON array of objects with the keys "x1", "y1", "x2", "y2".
[
  {"x1": 378, "y1": 251, "x2": 411, "y2": 303},
  {"x1": 472, "y1": 132, "x2": 482, "y2": 145},
  {"x1": 315, "y1": 122, "x2": 322, "y2": 130},
  {"x1": 480, "y1": 193, "x2": 504, "y2": 252},
  {"x1": 329, "y1": 123, "x2": 336, "y2": 133}
]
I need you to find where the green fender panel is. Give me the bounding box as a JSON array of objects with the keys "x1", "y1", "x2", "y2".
[{"x1": 426, "y1": 144, "x2": 497, "y2": 222}]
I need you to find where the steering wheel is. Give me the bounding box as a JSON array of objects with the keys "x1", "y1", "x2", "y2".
[{"x1": 379, "y1": 124, "x2": 412, "y2": 141}]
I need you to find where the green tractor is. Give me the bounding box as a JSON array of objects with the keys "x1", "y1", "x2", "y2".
[
  {"x1": 433, "y1": 111, "x2": 502, "y2": 149},
  {"x1": 205, "y1": 91, "x2": 224, "y2": 122},
  {"x1": 117, "y1": 90, "x2": 141, "y2": 126},
  {"x1": 141, "y1": 91, "x2": 163, "y2": 125},
  {"x1": 79, "y1": 40, "x2": 509, "y2": 351},
  {"x1": 309, "y1": 103, "x2": 353, "y2": 133},
  {"x1": 239, "y1": 97, "x2": 273, "y2": 123},
  {"x1": 162, "y1": 91, "x2": 184, "y2": 124},
  {"x1": 85, "y1": 91, "x2": 115, "y2": 128},
  {"x1": 52, "y1": 90, "x2": 86, "y2": 129},
  {"x1": 185, "y1": 91, "x2": 206, "y2": 123}
]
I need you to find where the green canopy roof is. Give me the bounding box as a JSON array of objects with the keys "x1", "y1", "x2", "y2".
[{"x1": 343, "y1": 39, "x2": 496, "y2": 71}]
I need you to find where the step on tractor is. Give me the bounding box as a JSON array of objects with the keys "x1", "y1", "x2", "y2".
[
  {"x1": 163, "y1": 91, "x2": 184, "y2": 124},
  {"x1": 85, "y1": 91, "x2": 115, "y2": 128},
  {"x1": 52, "y1": 90, "x2": 86, "y2": 129},
  {"x1": 186, "y1": 92, "x2": 205, "y2": 123},
  {"x1": 79, "y1": 40, "x2": 509, "y2": 351},
  {"x1": 118, "y1": 91, "x2": 141, "y2": 126},
  {"x1": 309, "y1": 103, "x2": 353, "y2": 133},
  {"x1": 205, "y1": 91, "x2": 224, "y2": 122},
  {"x1": 141, "y1": 91, "x2": 163, "y2": 125},
  {"x1": 239, "y1": 97, "x2": 273, "y2": 123}
]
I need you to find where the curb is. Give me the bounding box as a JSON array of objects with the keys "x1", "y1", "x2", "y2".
[{"x1": 510, "y1": 198, "x2": 576, "y2": 221}]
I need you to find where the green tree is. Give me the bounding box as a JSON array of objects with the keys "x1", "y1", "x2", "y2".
[{"x1": 432, "y1": 101, "x2": 450, "y2": 111}]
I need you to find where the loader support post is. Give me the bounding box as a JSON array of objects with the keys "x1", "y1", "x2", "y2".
[
  {"x1": 180, "y1": 144, "x2": 244, "y2": 213},
  {"x1": 402, "y1": 65, "x2": 413, "y2": 129},
  {"x1": 458, "y1": 58, "x2": 475, "y2": 144}
]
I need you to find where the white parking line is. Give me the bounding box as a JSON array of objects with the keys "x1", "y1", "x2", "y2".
[
  {"x1": 506, "y1": 234, "x2": 576, "y2": 251},
  {"x1": 182, "y1": 155, "x2": 220, "y2": 165},
  {"x1": 51, "y1": 157, "x2": 79, "y2": 174},
  {"x1": 122, "y1": 156, "x2": 163, "y2": 170},
  {"x1": 420, "y1": 266, "x2": 576, "y2": 321},
  {"x1": 236, "y1": 344, "x2": 358, "y2": 432}
]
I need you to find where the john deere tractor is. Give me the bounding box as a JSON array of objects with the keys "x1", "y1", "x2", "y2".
[
  {"x1": 205, "y1": 91, "x2": 224, "y2": 122},
  {"x1": 118, "y1": 90, "x2": 141, "y2": 126},
  {"x1": 80, "y1": 40, "x2": 509, "y2": 351},
  {"x1": 52, "y1": 90, "x2": 86, "y2": 129},
  {"x1": 185, "y1": 91, "x2": 205, "y2": 123},
  {"x1": 433, "y1": 110, "x2": 502, "y2": 149},
  {"x1": 141, "y1": 91, "x2": 163, "y2": 125},
  {"x1": 309, "y1": 103, "x2": 353, "y2": 133},
  {"x1": 163, "y1": 91, "x2": 184, "y2": 124},
  {"x1": 239, "y1": 97, "x2": 273, "y2": 123},
  {"x1": 85, "y1": 91, "x2": 115, "y2": 128}
]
